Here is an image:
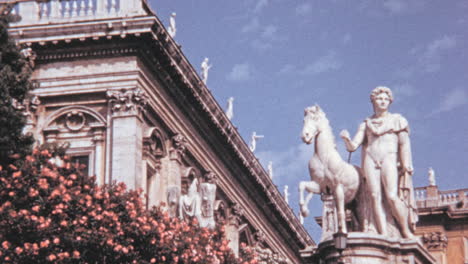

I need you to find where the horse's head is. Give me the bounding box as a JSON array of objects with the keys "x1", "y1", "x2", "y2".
[{"x1": 302, "y1": 105, "x2": 327, "y2": 144}]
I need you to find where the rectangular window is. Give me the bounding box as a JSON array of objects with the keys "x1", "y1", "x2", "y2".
[{"x1": 71, "y1": 155, "x2": 90, "y2": 176}]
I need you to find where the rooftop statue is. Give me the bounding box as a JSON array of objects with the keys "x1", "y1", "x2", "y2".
[
  {"x1": 284, "y1": 185, "x2": 289, "y2": 204},
  {"x1": 428, "y1": 167, "x2": 436, "y2": 186},
  {"x1": 168, "y1": 12, "x2": 177, "y2": 38},
  {"x1": 267, "y1": 161, "x2": 273, "y2": 179},
  {"x1": 299, "y1": 105, "x2": 360, "y2": 234},
  {"x1": 249, "y1": 131, "x2": 264, "y2": 152},
  {"x1": 341, "y1": 86, "x2": 417, "y2": 239},
  {"x1": 226, "y1": 97, "x2": 234, "y2": 120},
  {"x1": 201, "y1": 57, "x2": 212, "y2": 85}
]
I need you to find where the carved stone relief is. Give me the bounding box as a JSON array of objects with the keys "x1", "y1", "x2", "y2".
[
  {"x1": 170, "y1": 133, "x2": 188, "y2": 160},
  {"x1": 422, "y1": 231, "x2": 448, "y2": 250},
  {"x1": 107, "y1": 88, "x2": 148, "y2": 116},
  {"x1": 65, "y1": 111, "x2": 86, "y2": 131}
]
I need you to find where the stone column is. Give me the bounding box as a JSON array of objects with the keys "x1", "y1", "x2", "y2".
[
  {"x1": 163, "y1": 134, "x2": 187, "y2": 217},
  {"x1": 167, "y1": 133, "x2": 187, "y2": 187},
  {"x1": 107, "y1": 88, "x2": 147, "y2": 190},
  {"x1": 92, "y1": 128, "x2": 106, "y2": 186}
]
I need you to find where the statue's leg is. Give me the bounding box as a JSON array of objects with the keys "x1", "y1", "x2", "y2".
[
  {"x1": 299, "y1": 181, "x2": 320, "y2": 217},
  {"x1": 381, "y1": 158, "x2": 414, "y2": 239},
  {"x1": 334, "y1": 184, "x2": 347, "y2": 233},
  {"x1": 363, "y1": 158, "x2": 387, "y2": 236}
]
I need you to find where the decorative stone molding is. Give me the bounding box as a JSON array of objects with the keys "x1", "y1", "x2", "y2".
[
  {"x1": 170, "y1": 133, "x2": 188, "y2": 161},
  {"x1": 254, "y1": 246, "x2": 288, "y2": 264},
  {"x1": 107, "y1": 88, "x2": 148, "y2": 116},
  {"x1": 254, "y1": 230, "x2": 266, "y2": 246},
  {"x1": 65, "y1": 111, "x2": 86, "y2": 131},
  {"x1": 422, "y1": 231, "x2": 448, "y2": 250},
  {"x1": 143, "y1": 127, "x2": 166, "y2": 166},
  {"x1": 92, "y1": 128, "x2": 105, "y2": 143}
]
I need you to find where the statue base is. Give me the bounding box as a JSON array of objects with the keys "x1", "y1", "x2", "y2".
[{"x1": 301, "y1": 233, "x2": 435, "y2": 264}]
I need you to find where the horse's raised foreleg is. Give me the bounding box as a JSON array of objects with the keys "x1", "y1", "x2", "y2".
[
  {"x1": 299, "y1": 181, "x2": 320, "y2": 217},
  {"x1": 334, "y1": 184, "x2": 347, "y2": 233}
]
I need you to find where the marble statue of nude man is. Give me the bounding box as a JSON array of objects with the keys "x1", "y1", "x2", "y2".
[{"x1": 340, "y1": 86, "x2": 417, "y2": 239}]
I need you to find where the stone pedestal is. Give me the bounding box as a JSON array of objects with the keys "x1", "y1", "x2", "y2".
[{"x1": 302, "y1": 233, "x2": 435, "y2": 264}]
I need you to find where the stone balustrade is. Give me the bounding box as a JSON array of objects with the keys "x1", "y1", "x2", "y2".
[
  {"x1": 415, "y1": 186, "x2": 468, "y2": 208},
  {"x1": 11, "y1": 0, "x2": 147, "y2": 26}
]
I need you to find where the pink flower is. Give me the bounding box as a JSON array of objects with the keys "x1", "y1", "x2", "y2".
[
  {"x1": 2, "y1": 241, "x2": 10, "y2": 249},
  {"x1": 48, "y1": 254, "x2": 57, "y2": 261},
  {"x1": 15, "y1": 247, "x2": 23, "y2": 254},
  {"x1": 40, "y1": 240, "x2": 50, "y2": 248}
]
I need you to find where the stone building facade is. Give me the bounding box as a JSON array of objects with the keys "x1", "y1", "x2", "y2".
[
  {"x1": 8, "y1": 1, "x2": 314, "y2": 263},
  {"x1": 415, "y1": 185, "x2": 468, "y2": 264}
]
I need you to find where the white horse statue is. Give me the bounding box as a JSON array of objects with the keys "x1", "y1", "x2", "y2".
[{"x1": 299, "y1": 105, "x2": 361, "y2": 233}]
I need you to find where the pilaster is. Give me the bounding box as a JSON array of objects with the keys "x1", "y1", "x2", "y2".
[
  {"x1": 227, "y1": 202, "x2": 245, "y2": 256},
  {"x1": 168, "y1": 133, "x2": 188, "y2": 186},
  {"x1": 108, "y1": 88, "x2": 147, "y2": 190}
]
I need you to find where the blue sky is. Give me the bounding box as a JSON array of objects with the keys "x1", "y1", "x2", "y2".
[{"x1": 148, "y1": 0, "x2": 468, "y2": 241}]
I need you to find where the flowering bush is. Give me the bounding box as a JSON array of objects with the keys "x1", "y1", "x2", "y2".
[{"x1": 0, "y1": 147, "x2": 251, "y2": 263}]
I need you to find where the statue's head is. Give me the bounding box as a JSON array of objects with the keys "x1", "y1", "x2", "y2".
[
  {"x1": 302, "y1": 105, "x2": 327, "y2": 144},
  {"x1": 370, "y1": 86, "x2": 393, "y2": 104}
]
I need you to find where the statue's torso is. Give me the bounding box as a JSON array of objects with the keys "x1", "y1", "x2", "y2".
[{"x1": 363, "y1": 113, "x2": 408, "y2": 164}]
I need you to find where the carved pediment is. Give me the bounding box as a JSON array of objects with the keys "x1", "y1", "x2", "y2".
[{"x1": 43, "y1": 106, "x2": 106, "y2": 133}]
